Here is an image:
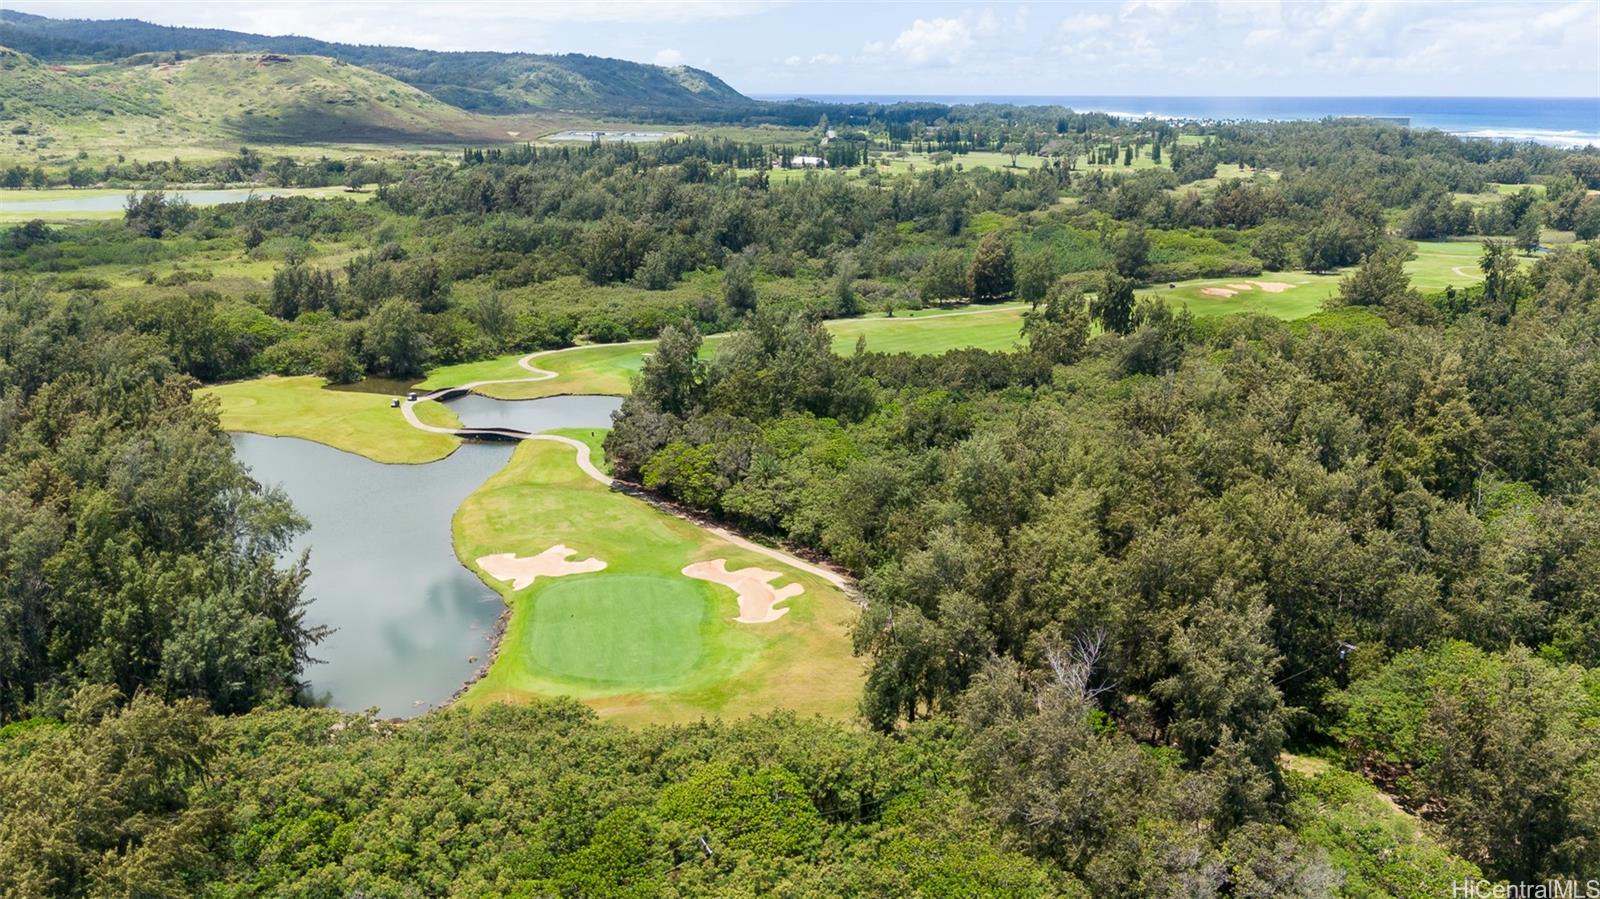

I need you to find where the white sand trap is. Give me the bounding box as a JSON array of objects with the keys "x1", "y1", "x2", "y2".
[
  {"x1": 1226, "y1": 282, "x2": 1256, "y2": 291},
  {"x1": 682, "y1": 559, "x2": 804, "y2": 624},
  {"x1": 1201, "y1": 287, "x2": 1237, "y2": 298},
  {"x1": 477, "y1": 545, "x2": 606, "y2": 590},
  {"x1": 1251, "y1": 281, "x2": 1295, "y2": 293}
]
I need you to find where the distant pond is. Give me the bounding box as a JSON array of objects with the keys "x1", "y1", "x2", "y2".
[
  {"x1": 3, "y1": 188, "x2": 330, "y2": 214},
  {"x1": 544, "y1": 130, "x2": 669, "y2": 143},
  {"x1": 229, "y1": 393, "x2": 621, "y2": 717}
]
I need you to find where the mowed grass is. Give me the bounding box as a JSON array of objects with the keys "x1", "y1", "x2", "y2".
[
  {"x1": 543, "y1": 427, "x2": 612, "y2": 475},
  {"x1": 1143, "y1": 274, "x2": 1342, "y2": 320},
  {"x1": 830, "y1": 304, "x2": 1028, "y2": 354},
  {"x1": 1408, "y1": 239, "x2": 1491, "y2": 290},
  {"x1": 417, "y1": 342, "x2": 652, "y2": 400},
  {"x1": 422, "y1": 305, "x2": 1032, "y2": 400},
  {"x1": 456, "y1": 439, "x2": 861, "y2": 725},
  {"x1": 198, "y1": 375, "x2": 461, "y2": 464},
  {"x1": 1156, "y1": 242, "x2": 1494, "y2": 319}
]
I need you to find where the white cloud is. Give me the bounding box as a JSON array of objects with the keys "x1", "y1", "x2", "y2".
[
  {"x1": 3, "y1": 0, "x2": 780, "y2": 53},
  {"x1": 1243, "y1": 28, "x2": 1279, "y2": 47},
  {"x1": 887, "y1": 16, "x2": 975, "y2": 66},
  {"x1": 653, "y1": 48, "x2": 684, "y2": 66},
  {"x1": 809, "y1": 53, "x2": 844, "y2": 65},
  {"x1": 784, "y1": 54, "x2": 802, "y2": 66},
  {"x1": 1059, "y1": 12, "x2": 1113, "y2": 33}
]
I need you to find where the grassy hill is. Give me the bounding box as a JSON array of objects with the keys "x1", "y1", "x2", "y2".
[
  {"x1": 0, "y1": 47, "x2": 545, "y2": 157},
  {"x1": 0, "y1": 8, "x2": 752, "y2": 117}
]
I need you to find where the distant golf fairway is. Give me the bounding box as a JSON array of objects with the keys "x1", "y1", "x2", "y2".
[
  {"x1": 421, "y1": 303, "x2": 1034, "y2": 401},
  {"x1": 456, "y1": 439, "x2": 861, "y2": 725}
]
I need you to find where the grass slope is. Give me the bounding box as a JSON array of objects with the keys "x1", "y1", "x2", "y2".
[
  {"x1": 198, "y1": 375, "x2": 460, "y2": 464},
  {"x1": 0, "y1": 9, "x2": 751, "y2": 116},
  {"x1": 456, "y1": 439, "x2": 861, "y2": 725},
  {"x1": 1, "y1": 48, "x2": 548, "y2": 163}
]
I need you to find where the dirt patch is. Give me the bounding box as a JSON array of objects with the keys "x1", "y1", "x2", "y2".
[
  {"x1": 477, "y1": 545, "x2": 606, "y2": 590},
  {"x1": 1226, "y1": 282, "x2": 1256, "y2": 291},
  {"x1": 682, "y1": 559, "x2": 803, "y2": 624},
  {"x1": 1201, "y1": 287, "x2": 1237, "y2": 298},
  {"x1": 1252, "y1": 281, "x2": 1295, "y2": 293}
]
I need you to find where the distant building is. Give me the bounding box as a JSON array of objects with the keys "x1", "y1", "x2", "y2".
[{"x1": 774, "y1": 155, "x2": 827, "y2": 168}]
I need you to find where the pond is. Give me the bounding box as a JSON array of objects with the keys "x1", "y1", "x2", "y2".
[
  {"x1": 443, "y1": 393, "x2": 621, "y2": 432},
  {"x1": 233, "y1": 434, "x2": 512, "y2": 717},
  {"x1": 228, "y1": 393, "x2": 622, "y2": 717},
  {"x1": 2, "y1": 188, "x2": 330, "y2": 214},
  {"x1": 544, "y1": 130, "x2": 669, "y2": 143}
]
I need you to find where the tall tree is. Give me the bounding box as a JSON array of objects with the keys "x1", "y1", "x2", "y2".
[
  {"x1": 1090, "y1": 270, "x2": 1136, "y2": 334},
  {"x1": 967, "y1": 233, "x2": 1015, "y2": 302}
]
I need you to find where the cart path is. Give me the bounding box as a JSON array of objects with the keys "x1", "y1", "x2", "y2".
[{"x1": 399, "y1": 344, "x2": 854, "y2": 594}]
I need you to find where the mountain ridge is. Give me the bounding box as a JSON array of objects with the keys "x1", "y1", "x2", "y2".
[
  {"x1": 0, "y1": 45, "x2": 556, "y2": 149},
  {"x1": 0, "y1": 8, "x2": 753, "y2": 116}
]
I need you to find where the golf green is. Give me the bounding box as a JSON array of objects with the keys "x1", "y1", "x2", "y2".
[{"x1": 525, "y1": 574, "x2": 706, "y2": 686}]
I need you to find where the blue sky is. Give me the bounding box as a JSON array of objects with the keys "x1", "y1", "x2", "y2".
[{"x1": 10, "y1": 1, "x2": 1598, "y2": 97}]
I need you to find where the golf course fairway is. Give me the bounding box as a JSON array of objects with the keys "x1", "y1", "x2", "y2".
[
  {"x1": 454, "y1": 438, "x2": 862, "y2": 725},
  {"x1": 199, "y1": 375, "x2": 462, "y2": 464}
]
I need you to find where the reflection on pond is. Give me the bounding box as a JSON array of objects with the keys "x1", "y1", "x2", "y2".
[
  {"x1": 3, "y1": 188, "x2": 324, "y2": 214},
  {"x1": 230, "y1": 393, "x2": 624, "y2": 716},
  {"x1": 443, "y1": 393, "x2": 621, "y2": 432},
  {"x1": 232, "y1": 434, "x2": 512, "y2": 717}
]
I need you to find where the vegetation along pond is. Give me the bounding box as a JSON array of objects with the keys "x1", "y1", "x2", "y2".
[{"x1": 230, "y1": 395, "x2": 621, "y2": 717}]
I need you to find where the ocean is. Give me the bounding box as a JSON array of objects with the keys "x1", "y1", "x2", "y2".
[{"x1": 750, "y1": 95, "x2": 1600, "y2": 148}]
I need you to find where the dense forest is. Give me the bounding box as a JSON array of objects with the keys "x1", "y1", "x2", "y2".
[
  {"x1": 2, "y1": 107, "x2": 1599, "y2": 894},
  {"x1": 607, "y1": 243, "x2": 1600, "y2": 884},
  {"x1": 5, "y1": 120, "x2": 1596, "y2": 387}
]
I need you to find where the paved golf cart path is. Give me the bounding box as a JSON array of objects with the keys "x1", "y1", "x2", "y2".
[{"x1": 400, "y1": 341, "x2": 853, "y2": 592}]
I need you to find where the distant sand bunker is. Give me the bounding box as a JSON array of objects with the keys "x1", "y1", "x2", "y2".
[
  {"x1": 477, "y1": 545, "x2": 606, "y2": 590},
  {"x1": 682, "y1": 559, "x2": 803, "y2": 624},
  {"x1": 1203, "y1": 281, "x2": 1294, "y2": 299}
]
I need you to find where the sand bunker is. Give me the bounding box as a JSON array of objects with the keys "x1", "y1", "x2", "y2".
[
  {"x1": 477, "y1": 545, "x2": 606, "y2": 590},
  {"x1": 1203, "y1": 281, "x2": 1294, "y2": 299},
  {"x1": 1252, "y1": 281, "x2": 1294, "y2": 293},
  {"x1": 682, "y1": 559, "x2": 803, "y2": 624}
]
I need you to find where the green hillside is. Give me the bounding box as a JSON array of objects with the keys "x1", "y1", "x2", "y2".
[
  {"x1": 0, "y1": 48, "x2": 540, "y2": 156},
  {"x1": 0, "y1": 8, "x2": 753, "y2": 117}
]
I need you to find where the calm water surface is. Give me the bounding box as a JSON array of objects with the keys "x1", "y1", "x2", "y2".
[
  {"x1": 232, "y1": 393, "x2": 624, "y2": 716},
  {"x1": 4, "y1": 188, "x2": 321, "y2": 214},
  {"x1": 443, "y1": 393, "x2": 621, "y2": 432},
  {"x1": 233, "y1": 434, "x2": 512, "y2": 717}
]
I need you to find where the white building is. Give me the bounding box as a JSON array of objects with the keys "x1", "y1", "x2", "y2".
[{"x1": 775, "y1": 155, "x2": 826, "y2": 168}]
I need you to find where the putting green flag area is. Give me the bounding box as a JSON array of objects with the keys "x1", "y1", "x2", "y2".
[{"x1": 454, "y1": 439, "x2": 862, "y2": 725}]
